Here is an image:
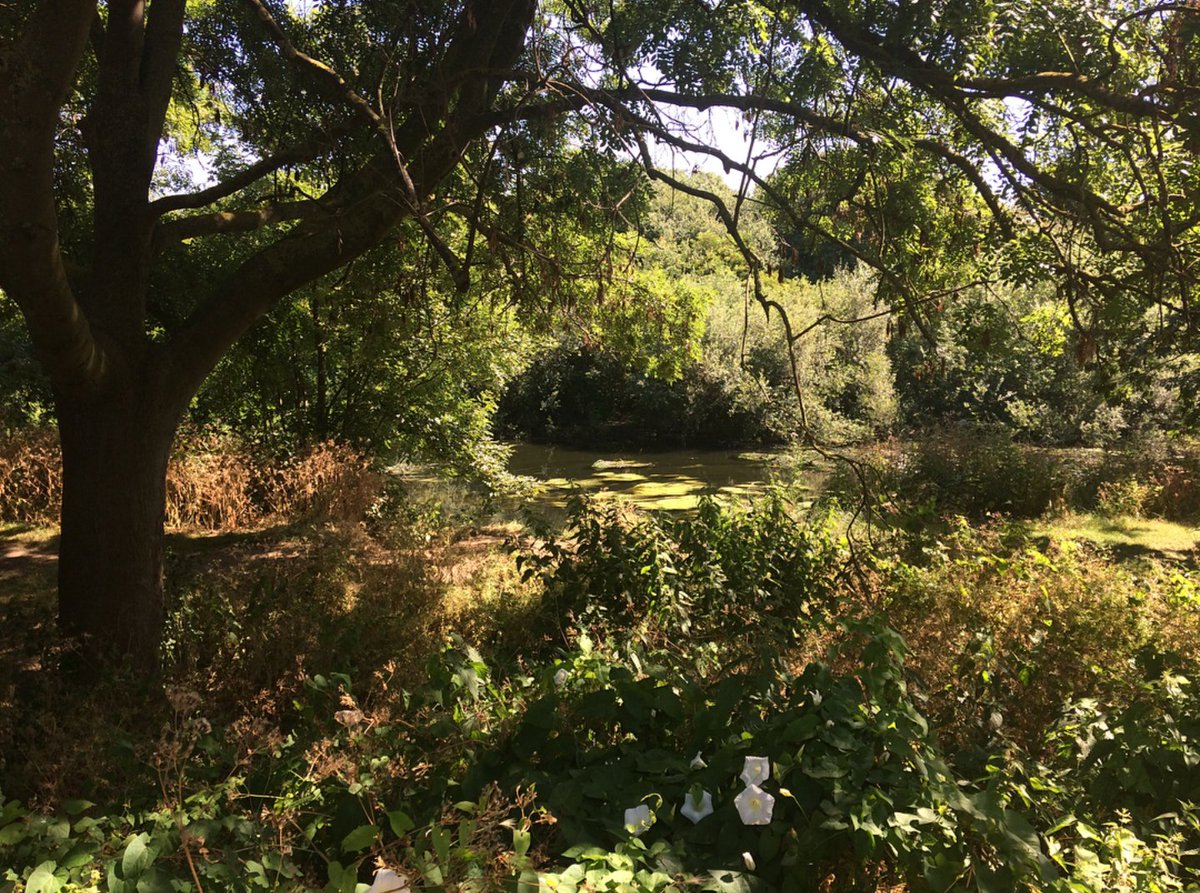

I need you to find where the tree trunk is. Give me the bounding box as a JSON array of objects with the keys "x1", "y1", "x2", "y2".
[{"x1": 56, "y1": 384, "x2": 178, "y2": 669}]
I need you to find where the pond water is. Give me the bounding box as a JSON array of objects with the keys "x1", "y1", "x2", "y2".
[{"x1": 506, "y1": 443, "x2": 831, "y2": 511}]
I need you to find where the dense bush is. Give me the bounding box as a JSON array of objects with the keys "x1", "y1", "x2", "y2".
[
  {"x1": 856, "y1": 430, "x2": 1067, "y2": 522},
  {"x1": 495, "y1": 344, "x2": 795, "y2": 449},
  {"x1": 497, "y1": 180, "x2": 899, "y2": 451},
  {"x1": 889, "y1": 283, "x2": 1199, "y2": 447},
  {"x1": 884, "y1": 523, "x2": 1200, "y2": 755},
  {"x1": 849, "y1": 429, "x2": 1200, "y2": 524}
]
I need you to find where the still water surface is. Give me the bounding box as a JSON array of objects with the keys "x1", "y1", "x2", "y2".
[{"x1": 506, "y1": 443, "x2": 829, "y2": 511}]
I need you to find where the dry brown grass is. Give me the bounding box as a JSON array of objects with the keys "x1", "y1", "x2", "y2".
[
  {"x1": 0, "y1": 430, "x2": 381, "y2": 532},
  {"x1": 0, "y1": 428, "x2": 60, "y2": 525},
  {"x1": 166, "y1": 449, "x2": 260, "y2": 530},
  {"x1": 260, "y1": 440, "x2": 381, "y2": 523},
  {"x1": 0, "y1": 510, "x2": 506, "y2": 806}
]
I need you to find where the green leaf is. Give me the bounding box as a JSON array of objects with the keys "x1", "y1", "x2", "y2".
[
  {"x1": 121, "y1": 833, "x2": 154, "y2": 879},
  {"x1": 513, "y1": 828, "x2": 531, "y2": 857},
  {"x1": 0, "y1": 822, "x2": 26, "y2": 846},
  {"x1": 61, "y1": 799, "x2": 95, "y2": 816},
  {"x1": 1044, "y1": 814, "x2": 1077, "y2": 836},
  {"x1": 136, "y1": 867, "x2": 175, "y2": 893},
  {"x1": 26, "y1": 862, "x2": 61, "y2": 893},
  {"x1": 431, "y1": 826, "x2": 451, "y2": 865},
  {"x1": 327, "y1": 860, "x2": 358, "y2": 893},
  {"x1": 60, "y1": 841, "x2": 100, "y2": 869},
  {"x1": 388, "y1": 809, "x2": 414, "y2": 837},
  {"x1": 700, "y1": 870, "x2": 755, "y2": 892},
  {"x1": 341, "y1": 824, "x2": 378, "y2": 853},
  {"x1": 922, "y1": 852, "x2": 963, "y2": 893}
]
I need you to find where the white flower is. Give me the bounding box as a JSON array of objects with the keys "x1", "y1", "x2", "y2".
[
  {"x1": 739, "y1": 755, "x2": 770, "y2": 786},
  {"x1": 809, "y1": 689, "x2": 823, "y2": 707},
  {"x1": 679, "y1": 789, "x2": 713, "y2": 823},
  {"x1": 624, "y1": 804, "x2": 653, "y2": 836},
  {"x1": 553, "y1": 667, "x2": 569, "y2": 688},
  {"x1": 366, "y1": 869, "x2": 410, "y2": 893},
  {"x1": 741, "y1": 851, "x2": 756, "y2": 872},
  {"x1": 689, "y1": 751, "x2": 707, "y2": 770},
  {"x1": 735, "y1": 784, "x2": 774, "y2": 825}
]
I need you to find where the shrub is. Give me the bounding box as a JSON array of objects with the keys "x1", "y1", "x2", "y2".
[
  {"x1": 1095, "y1": 476, "x2": 1158, "y2": 519},
  {"x1": 0, "y1": 427, "x2": 60, "y2": 525},
  {"x1": 852, "y1": 429, "x2": 1066, "y2": 522},
  {"x1": 488, "y1": 621, "x2": 1060, "y2": 893},
  {"x1": 882, "y1": 524, "x2": 1200, "y2": 758},
  {"x1": 517, "y1": 491, "x2": 844, "y2": 672},
  {"x1": 845, "y1": 431, "x2": 1200, "y2": 525},
  {"x1": 4, "y1": 493, "x2": 1200, "y2": 891},
  {"x1": 495, "y1": 343, "x2": 795, "y2": 449}
]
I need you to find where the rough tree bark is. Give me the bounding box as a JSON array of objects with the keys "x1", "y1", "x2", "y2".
[
  {"x1": 0, "y1": 0, "x2": 536, "y2": 667},
  {"x1": 56, "y1": 380, "x2": 179, "y2": 657}
]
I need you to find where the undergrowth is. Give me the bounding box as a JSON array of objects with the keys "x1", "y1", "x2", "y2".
[
  {"x1": 850, "y1": 430, "x2": 1200, "y2": 525},
  {"x1": 0, "y1": 429, "x2": 379, "y2": 531},
  {"x1": 1, "y1": 492, "x2": 1198, "y2": 892}
]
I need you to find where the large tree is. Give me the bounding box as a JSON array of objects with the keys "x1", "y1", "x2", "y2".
[
  {"x1": 2, "y1": 0, "x2": 1198, "y2": 665},
  {"x1": 0, "y1": 0, "x2": 538, "y2": 663}
]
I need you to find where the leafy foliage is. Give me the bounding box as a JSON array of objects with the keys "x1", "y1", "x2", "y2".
[{"x1": 5, "y1": 494, "x2": 1199, "y2": 891}]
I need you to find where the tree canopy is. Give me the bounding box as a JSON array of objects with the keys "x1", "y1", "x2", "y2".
[{"x1": 3, "y1": 0, "x2": 1200, "y2": 661}]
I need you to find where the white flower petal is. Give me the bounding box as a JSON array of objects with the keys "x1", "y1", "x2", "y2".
[
  {"x1": 735, "y1": 784, "x2": 775, "y2": 826},
  {"x1": 553, "y1": 667, "x2": 569, "y2": 688},
  {"x1": 689, "y1": 751, "x2": 707, "y2": 770},
  {"x1": 366, "y1": 869, "x2": 410, "y2": 893},
  {"x1": 739, "y1": 755, "x2": 770, "y2": 787},
  {"x1": 809, "y1": 689, "x2": 823, "y2": 707},
  {"x1": 679, "y1": 789, "x2": 713, "y2": 823},
  {"x1": 624, "y1": 804, "x2": 653, "y2": 836},
  {"x1": 742, "y1": 851, "x2": 756, "y2": 872}
]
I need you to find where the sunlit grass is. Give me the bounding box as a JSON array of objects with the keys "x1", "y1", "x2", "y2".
[{"x1": 1040, "y1": 512, "x2": 1200, "y2": 556}]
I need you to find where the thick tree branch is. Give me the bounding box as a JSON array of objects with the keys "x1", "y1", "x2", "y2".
[
  {"x1": 165, "y1": 0, "x2": 537, "y2": 408},
  {"x1": 242, "y1": 0, "x2": 473, "y2": 290},
  {"x1": 0, "y1": 0, "x2": 111, "y2": 391},
  {"x1": 87, "y1": 0, "x2": 184, "y2": 338},
  {"x1": 795, "y1": 0, "x2": 1165, "y2": 118},
  {"x1": 140, "y1": 0, "x2": 187, "y2": 169},
  {"x1": 152, "y1": 201, "x2": 318, "y2": 251},
  {"x1": 243, "y1": 0, "x2": 384, "y2": 131}
]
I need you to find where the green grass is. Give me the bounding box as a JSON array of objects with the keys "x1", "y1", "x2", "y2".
[{"x1": 1040, "y1": 511, "x2": 1200, "y2": 556}]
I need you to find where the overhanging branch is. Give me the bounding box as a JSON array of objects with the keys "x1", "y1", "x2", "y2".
[{"x1": 152, "y1": 201, "x2": 318, "y2": 252}]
